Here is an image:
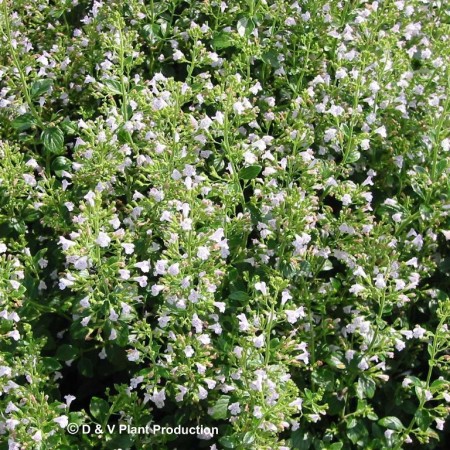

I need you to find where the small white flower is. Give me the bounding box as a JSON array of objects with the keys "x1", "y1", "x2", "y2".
[
  {"x1": 32, "y1": 430, "x2": 43, "y2": 442},
  {"x1": 342, "y1": 194, "x2": 352, "y2": 206},
  {"x1": 436, "y1": 418, "x2": 445, "y2": 430},
  {"x1": 197, "y1": 246, "x2": 210, "y2": 260},
  {"x1": 64, "y1": 395, "x2": 76, "y2": 407},
  {"x1": 147, "y1": 388, "x2": 166, "y2": 408},
  {"x1": 374, "y1": 126, "x2": 387, "y2": 138},
  {"x1": 121, "y1": 243, "x2": 135, "y2": 254},
  {"x1": 168, "y1": 263, "x2": 180, "y2": 276},
  {"x1": 95, "y1": 232, "x2": 111, "y2": 248},
  {"x1": 134, "y1": 261, "x2": 150, "y2": 273},
  {"x1": 53, "y1": 415, "x2": 69, "y2": 429},
  {"x1": 442, "y1": 138, "x2": 449, "y2": 151},
  {"x1": 233, "y1": 101, "x2": 245, "y2": 115},
  {"x1": 349, "y1": 284, "x2": 365, "y2": 295},
  {"x1": 173, "y1": 50, "x2": 184, "y2": 61},
  {"x1": 228, "y1": 402, "x2": 241, "y2": 415},
  {"x1": 119, "y1": 269, "x2": 130, "y2": 280},
  {"x1": 7, "y1": 330, "x2": 20, "y2": 341},
  {"x1": 253, "y1": 335, "x2": 265, "y2": 348},
  {"x1": 285, "y1": 307, "x2": 305, "y2": 324},
  {"x1": 255, "y1": 281, "x2": 268, "y2": 295},
  {"x1": 127, "y1": 349, "x2": 140, "y2": 362},
  {"x1": 9, "y1": 280, "x2": 21, "y2": 290}
]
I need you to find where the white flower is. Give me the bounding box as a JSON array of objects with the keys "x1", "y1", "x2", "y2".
[
  {"x1": 395, "y1": 339, "x2": 405, "y2": 351},
  {"x1": 413, "y1": 325, "x2": 426, "y2": 339},
  {"x1": 374, "y1": 126, "x2": 387, "y2": 138},
  {"x1": 173, "y1": 50, "x2": 184, "y2": 61},
  {"x1": 255, "y1": 281, "x2": 268, "y2": 295},
  {"x1": 285, "y1": 307, "x2": 305, "y2": 324},
  {"x1": 0, "y1": 366, "x2": 12, "y2": 377},
  {"x1": 197, "y1": 246, "x2": 210, "y2": 260},
  {"x1": 119, "y1": 269, "x2": 130, "y2": 280},
  {"x1": 360, "y1": 139, "x2": 370, "y2": 150},
  {"x1": 95, "y1": 232, "x2": 111, "y2": 247},
  {"x1": 292, "y1": 233, "x2": 311, "y2": 256},
  {"x1": 64, "y1": 395, "x2": 76, "y2": 407},
  {"x1": 74, "y1": 256, "x2": 89, "y2": 270},
  {"x1": 253, "y1": 406, "x2": 263, "y2": 418},
  {"x1": 147, "y1": 388, "x2": 166, "y2": 408},
  {"x1": 127, "y1": 349, "x2": 140, "y2": 362},
  {"x1": 233, "y1": 101, "x2": 245, "y2": 115},
  {"x1": 210, "y1": 228, "x2": 225, "y2": 243},
  {"x1": 374, "y1": 274, "x2": 386, "y2": 289},
  {"x1": 168, "y1": 263, "x2": 180, "y2": 276},
  {"x1": 228, "y1": 402, "x2": 241, "y2": 415},
  {"x1": 237, "y1": 314, "x2": 250, "y2": 332},
  {"x1": 133, "y1": 276, "x2": 148, "y2": 287},
  {"x1": 184, "y1": 345, "x2": 195, "y2": 357},
  {"x1": 134, "y1": 261, "x2": 150, "y2": 273},
  {"x1": 253, "y1": 335, "x2": 265, "y2": 348},
  {"x1": 9, "y1": 280, "x2": 21, "y2": 290},
  {"x1": 442, "y1": 138, "x2": 449, "y2": 151},
  {"x1": 7, "y1": 330, "x2": 20, "y2": 341},
  {"x1": 32, "y1": 430, "x2": 42, "y2": 442},
  {"x1": 436, "y1": 418, "x2": 445, "y2": 430},
  {"x1": 53, "y1": 415, "x2": 69, "y2": 428},
  {"x1": 121, "y1": 243, "x2": 135, "y2": 254},
  {"x1": 289, "y1": 398, "x2": 303, "y2": 411},
  {"x1": 59, "y1": 236, "x2": 76, "y2": 250},
  {"x1": 384, "y1": 429, "x2": 394, "y2": 439},
  {"x1": 358, "y1": 358, "x2": 369, "y2": 371}
]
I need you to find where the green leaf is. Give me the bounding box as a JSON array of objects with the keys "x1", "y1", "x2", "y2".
[
  {"x1": 236, "y1": 17, "x2": 254, "y2": 37},
  {"x1": 328, "y1": 443, "x2": 343, "y2": 450},
  {"x1": 326, "y1": 355, "x2": 345, "y2": 370},
  {"x1": 218, "y1": 436, "x2": 236, "y2": 448},
  {"x1": 56, "y1": 344, "x2": 78, "y2": 361},
  {"x1": 51, "y1": 156, "x2": 72, "y2": 177},
  {"x1": 356, "y1": 376, "x2": 376, "y2": 399},
  {"x1": 60, "y1": 120, "x2": 78, "y2": 135},
  {"x1": 12, "y1": 113, "x2": 37, "y2": 132},
  {"x1": 346, "y1": 149, "x2": 361, "y2": 164},
  {"x1": 143, "y1": 24, "x2": 161, "y2": 45},
  {"x1": 90, "y1": 397, "x2": 110, "y2": 423},
  {"x1": 414, "y1": 409, "x2": 431, "y2": 431},
  {"x1": 210, "y1": 395, "x2": 230, "y2": 420},
  {"x1": 41, "y1": 127, "x2": 64, "y2": 154},
  {"x1": 378, "y1": 416, "x2": 404, "y2": 431},
  {"x1": 212, "y1": 32, "x2": 234, "y2": 50},
  {"x1": 347, "y1": 421, "x2": 368, "y2": 444},
  {"x1": 31, "y1": 79, "x2": 53, "y2": 98},
  {"x1": 229, "y1": 291, "x2": 249, "y2": 301},
  {"x1": 242, "y1": 432, "x2": 255, "y2": 445},
  {"x1": 103, "y1": 79, "x2": 123, "y2": 96},
  {"x1": 290, "y1": 429, "x2": 312, "y2": 449},
  {"x1": 261, "y1": 50, "x2": 280, "y2": 69},
  {"x1": 42, "y1": 357, "x2": 62, "y2": 373},
  {"x1": 320, "y1": 260, "x2": 334, "y2": 271},
  {"x1": 239, "y1": 165, "x2": 262, "y2": 180}
]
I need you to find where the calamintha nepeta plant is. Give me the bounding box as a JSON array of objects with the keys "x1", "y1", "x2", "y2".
[{"x1": 0, "y1": 0, "x2": 449, "y2": 449}]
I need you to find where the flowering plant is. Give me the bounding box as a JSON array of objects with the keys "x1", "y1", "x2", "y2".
[{"x1": 0, "y1": 0, "x2": 449, "y2": 449}]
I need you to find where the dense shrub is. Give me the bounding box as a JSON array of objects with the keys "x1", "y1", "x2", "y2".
[{"x1": 0, "y1": 0, "x2": 449, "y2": 448}]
